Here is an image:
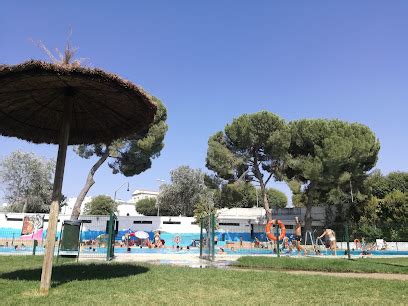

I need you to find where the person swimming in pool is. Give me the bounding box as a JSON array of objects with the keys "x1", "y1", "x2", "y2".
[{"x1": 318, "y1": 228, "x2": 336, "y2": 255}]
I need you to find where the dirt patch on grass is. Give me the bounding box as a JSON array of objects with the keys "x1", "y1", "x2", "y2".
[
  {"x1": 231, "y1": 267, "x2": 408, "y2": 281},
  {"x1": 283, "y1": 270, "x2": 408, "y2": 281}
]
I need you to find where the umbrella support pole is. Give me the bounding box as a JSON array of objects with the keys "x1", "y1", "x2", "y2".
[{"x1": 40, "y1": 98, "x2": 73, "y2": 294}]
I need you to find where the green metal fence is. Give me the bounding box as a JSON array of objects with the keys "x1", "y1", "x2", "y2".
[{"x1": 199, "y1": 213, "x2": 216, "y2": 260}]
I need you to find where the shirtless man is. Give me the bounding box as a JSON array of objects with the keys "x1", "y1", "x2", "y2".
[
  {"x1": 318, "y1": 228, "x2": 336, "y2": 255},
  {"x1": 294, "y1": 217, "x2": 307, "y2": 255},
  {"x1": 154, "y1": 231, "x2": 163, "y2": 248}
]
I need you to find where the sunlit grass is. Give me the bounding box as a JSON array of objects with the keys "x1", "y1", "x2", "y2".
[
  {"x1": 0, "y1": 256, "x2": 406, "y2": 305},
  {"x1": 235, "y1": 256, "x2": 408, "y2": 274}
]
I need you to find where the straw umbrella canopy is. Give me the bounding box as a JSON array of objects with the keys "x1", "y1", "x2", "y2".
[
  {"x1": 0, "y1": 60, "x2": 156, "y2": 144},
  {"x1": 0, "y1": 60, "x2": 157, "y2": 293}
]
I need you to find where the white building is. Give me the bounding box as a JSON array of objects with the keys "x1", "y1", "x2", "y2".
[
  {"x1": 130, "y1": 189, "x2": 159, "y2": 203},
  {"x1": 116, "y1": 200, "x2": 141, "y2": 217}
]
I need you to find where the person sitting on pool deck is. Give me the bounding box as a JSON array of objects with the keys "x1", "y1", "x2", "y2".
[
  {"x1": 254, "y1": 237, "x2": 261, "y2": 248},
  {"x1": 317, "y1": 228, "x2": 336, "y2": 255},
  {"x1": 294, "y1": 217, "x2": 307, "y2": 255}
]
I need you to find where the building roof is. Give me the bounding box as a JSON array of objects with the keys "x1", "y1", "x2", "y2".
[{"x1": 131, "y1": 189, "x2": 159, "y2": 196}]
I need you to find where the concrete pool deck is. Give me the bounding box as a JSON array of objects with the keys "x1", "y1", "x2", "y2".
[
  {"x1": 79, "y1": 252, "x2": 408, "y2": 268},
  {"x1": 80, "y1": 253, "x2": 236, "y2": 268},
  {"x1": 78, "y1": 253, "x2": 408, "y2": 281}
]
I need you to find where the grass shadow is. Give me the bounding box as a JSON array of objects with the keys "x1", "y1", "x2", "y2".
[{"x1": 0, "y1": 263, "x2": 149, "y2": 288}]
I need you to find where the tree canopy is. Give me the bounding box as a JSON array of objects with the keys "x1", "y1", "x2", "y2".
[
  {"x1": 350, "y1": 171, "x2": 408, "y2": 241},
  {"x1": 286, "y1": 119, "x2": 380, "y2": 230},
  {"x1": 266, "y1": 188, "x2": 288, "y2": 208},
  {"x1": 135, "y1": 197, "x2": 157, "y2": 216},
  {"x1": 194, "y1": 188, "x2": 218, "y2": 230},
  {"x1": 215, "y1": 182, "x2": 256, "y2": 208},
  {"x1": 380, "y1": 190, "x2": 407, "y2": 225},
  {"x1": 83, "y1": 195, "x2": 117, "y2": 215},
  {"x1": 157, "y1": 166, "x2": 206, "y2": 217},
  {"x1": 206, "y1": 111, "x2": 290, "y2": 219},
  {"x1": 366, "y1": 170, "x2": 408, "y2": 199},
  {"x1": 287, "y1": 179, "x2": 306, "y2": 207},
  {"x1": 215, "y1": 182, "x2": 287, "y2": 208},
  {"x1": 0, "y1": 151, "x2": 63, "y2": 213},
  {"x1": 71, "y1": 98, "x2": 168, "y2": 219}
]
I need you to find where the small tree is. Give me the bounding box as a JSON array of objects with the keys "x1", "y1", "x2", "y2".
[
  {"x1": 83, "y1": 195, "x2": 117, "y2": 215},
  {"x1": 157, "y1": 166, "x2": 206, "y2": 216},
  {"x1": 216, "y1": 182, "x2": 287, "y2": 209},
  {"x1": 386, "y1": 172, "x2": 408, "y2": 193},
  {"x1": 0, "y1": 151, "x2": 64, "y2": 213},
  {"x1": 365, "y1": 170, "x2": 390, "y2": 199},
  {"x1": 266, "y1": 188, "x2": 287, "y2": 208},
  {"x1": 379, "y1": 190, "x2": 408, "y2": 240},
  {"x1": 135, "y1": 198, "x2": 157, "y2": 216},
  {"x1": 71, "y1": 99, "x2": 168, "y2": 220},
  {"x1": 194, "y1": 188, "x2": 218, "y2": 231},
  {"x1": 206, "y1": 111, "x2": 290, "y2": 220},
  {"x1": 287, "y1": 179, "x2": 306, "y2": 207},
  {"x1": 216, "y1": 182, "x2": 256, "y2": 208}
]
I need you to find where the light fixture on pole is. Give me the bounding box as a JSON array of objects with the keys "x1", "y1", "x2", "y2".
[
  {"x1": 156, "y1": 179, "x2": 165, "y2": 216},
  {"x1": 114, "y1": 182, "x2": 130, "y2": 203}
]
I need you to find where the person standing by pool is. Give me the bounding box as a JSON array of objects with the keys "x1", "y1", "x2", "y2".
[
  {"x1": 254, "y1": 237, "x2": 261, "y2": 248},
  {"x1": 294, "y1": 217, "x2": 307, "y2": 255},
  {"x1": 154, "y1": 231, "x2": 163, "y2": 248},
  {"x1": 317, "y1": 228, "x2": 336, "y2": 255}
]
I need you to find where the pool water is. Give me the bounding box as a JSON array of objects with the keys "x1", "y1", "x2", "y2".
[{"x1": 1, "y1": 246, "x2": 408, "y2": 256}]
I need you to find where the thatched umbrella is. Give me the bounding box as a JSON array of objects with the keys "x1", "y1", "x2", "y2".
[{"x1": 0, "y1": 60, "x2": 157, "y2": 293}]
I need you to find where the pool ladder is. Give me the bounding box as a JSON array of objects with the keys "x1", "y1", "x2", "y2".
[{"x1": 304, "y1": 231, "x2": 327, "y2": 255}]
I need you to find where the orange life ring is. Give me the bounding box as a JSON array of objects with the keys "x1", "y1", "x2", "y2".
[
  {"x1": 354, "y1": 239, "x2": 361, "y2": 249},
  {"x1": 265, "y1": 220, "x2": 286, "y2": 241}
]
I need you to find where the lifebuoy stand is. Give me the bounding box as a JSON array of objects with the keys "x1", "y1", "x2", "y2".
[{"x1": 265, "y1": 220, "x2": 286, "y2": 241}]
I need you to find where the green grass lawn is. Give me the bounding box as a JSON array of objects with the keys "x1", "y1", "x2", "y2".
[
  {"x1": 0, "y1": 256, "x2": 406, "y2": 305},
  {"x1": 235, "y1": 256, "x2": 408, "y2": 274}
]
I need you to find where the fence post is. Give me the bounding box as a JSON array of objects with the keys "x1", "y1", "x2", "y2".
[
  {"x1": 199, "y1": 218, "x2": 203, "y2": 258},
  {"x1": 32, "y1": 239, "x2": 38, "y2": 255},
  {"x1": 275, "y1": 221, "x2": 280, "y2": 258},
  {"x1": 344, "y1": 223, "x2": 351, "y2": 260},
  {"x1": 211, "y1": 213, "x2": 215, "y2": 261},
  {"x1": 106, "y1": 212, "x2": 114, "y2": 261}
]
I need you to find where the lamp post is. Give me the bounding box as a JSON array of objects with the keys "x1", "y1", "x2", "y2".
[
  {"x1": 156, "y1": 179, "x2": 165, "y2": 216},
  {"x1": 114, "y1": 182, "x2": 130, "y2": 203}
]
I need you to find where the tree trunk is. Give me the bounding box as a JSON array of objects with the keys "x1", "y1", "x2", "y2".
[
  {"x1": 304, "y1": 185, "x2": 314, "y2": 232},
  {"x1": 252, "y1": 152, "x2": 272, "y2": 221},
  {"x1": 260, "y1": 182, "x2": 272, "y2": 221},
  {"x1": 22, "y1": 198, "x2": 28, "y2": 213},
  {"x1": 70, "y1": 149, "x2": 110, "y2": 220}
]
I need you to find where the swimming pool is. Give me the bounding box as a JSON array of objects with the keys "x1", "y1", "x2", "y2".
[{"x1": 1, "y1": 246, "x2": 407, "y2": 256}]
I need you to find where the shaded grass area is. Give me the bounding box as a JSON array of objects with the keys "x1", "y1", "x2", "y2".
[
  {"x1": 1, "y1": 261, "x2": 149, "y2": 287},
  {"x1": 0, "y1": 256, "x2": 406, "y2": 305},
  {"x1": 235, "y1": 256, "x2": 408, "y2": 274}
]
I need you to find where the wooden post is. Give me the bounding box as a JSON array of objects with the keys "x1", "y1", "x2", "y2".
[{"x1": 40, "y1": 97, "x2": 73, "y2": 294}]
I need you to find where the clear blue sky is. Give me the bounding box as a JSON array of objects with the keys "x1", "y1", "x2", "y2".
[{"x1": 1, "y1": 1, "x2": 407, "y2": 203}]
